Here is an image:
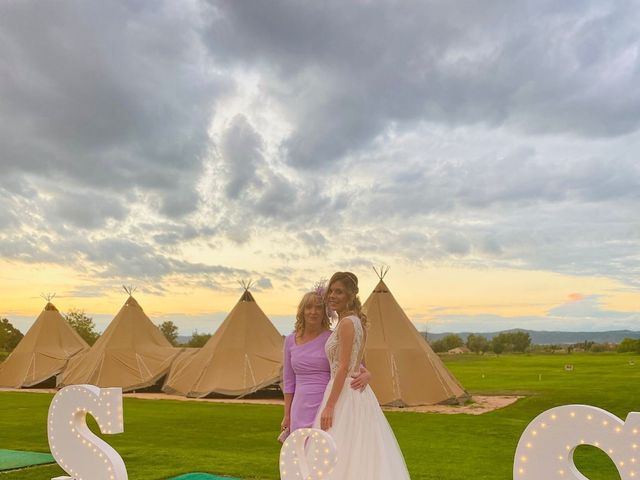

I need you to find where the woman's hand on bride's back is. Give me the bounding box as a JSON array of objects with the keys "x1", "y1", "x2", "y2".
[{"x1": 350, "y1": 366, "x2": 371, "y2": 392}]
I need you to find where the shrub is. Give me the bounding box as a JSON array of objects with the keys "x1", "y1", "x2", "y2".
[
  {"x1": 431, "y1": 334, "x2": 464, "y2": 353},
  {"x1": 617, "y1": 338, "x2": 640, "y2": 353}
]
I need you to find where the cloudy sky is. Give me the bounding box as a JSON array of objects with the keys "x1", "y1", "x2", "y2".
[{"x1": 1, "y1": 0, "x2": 639, "y2": 336}]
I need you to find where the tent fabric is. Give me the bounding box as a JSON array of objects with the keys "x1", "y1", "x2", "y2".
[
  {"x1": 0, "y1": 302, "x2": 89, "y2": 388},
  {"x1": 163, "y1": 290, "x2": 283, "y2": 398},
  {"x1": 362, "y1": 280, "x2": 468, "y2": 406},
  {"x1": 165, "y1": 347, "x2": 200, "y2": 379},
  {"x1": 59, "y1": 296, "x2": 180, "y2": 392}
]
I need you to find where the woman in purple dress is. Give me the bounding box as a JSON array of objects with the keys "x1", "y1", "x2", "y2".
[{"x1": 281, "y1": 290, "x2": 370, "y2": 436}]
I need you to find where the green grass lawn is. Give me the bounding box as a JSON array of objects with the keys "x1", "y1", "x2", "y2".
[{"x1": 0, "y1": 352, "x2": 638, "y2": 479}]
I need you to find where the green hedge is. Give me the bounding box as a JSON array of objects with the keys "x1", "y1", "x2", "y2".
[{"x1": 0, "y1": 351, "x2": 8, "y2": 363}]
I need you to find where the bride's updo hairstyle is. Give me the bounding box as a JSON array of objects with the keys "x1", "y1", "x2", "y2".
[{"x1": 327, "y1": 271, "x2": 368, "y2": 329}]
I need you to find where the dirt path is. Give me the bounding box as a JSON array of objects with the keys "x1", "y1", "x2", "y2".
[
  {"x1": 384, "y1": 395, "x2": 523, "y2": 414},
  {"x1": 1, "y1": 388, "x2": 522, "y2": 414}
]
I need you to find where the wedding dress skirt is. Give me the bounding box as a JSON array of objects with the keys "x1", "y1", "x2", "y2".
[{"x1": 312, "y1": 376, "x2": 411, "y2": 479}]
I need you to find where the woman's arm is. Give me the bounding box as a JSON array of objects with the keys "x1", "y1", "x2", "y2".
[
  {"x1": 320, "y1": 318, "x2": 355, "y2": 431},
  {"x1": 350, "y1": 365, "x2": 371, "y2": 392},
  {"x1": 282, "y1": 393, "x2": 293, "y2": 430},
  {"x1": 282, "y1": 336, "x2": 295, "y2": 430}
]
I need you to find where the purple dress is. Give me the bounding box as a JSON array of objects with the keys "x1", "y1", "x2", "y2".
[{"x1": 283, "y1": 330, "x2": 332, "y2": 432}]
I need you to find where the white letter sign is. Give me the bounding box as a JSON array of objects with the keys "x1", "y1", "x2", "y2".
[
  {"x1": 513, "y1": 404, "x2": 640, "y2": 479},
  {"x1": 280, "y1": 428, "x2": 338, "y2": 480},
  {"x1": 48, "y1": 384, "x2": 128, "y2": 480}
]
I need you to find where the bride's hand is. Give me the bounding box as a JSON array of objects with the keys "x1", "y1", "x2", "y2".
[
  {"x1": 350, "y1": 366, "x2": 371, "y2": 392},
  {"x1": 320, "y1": 405, "x2": 334, "y2": 431}
]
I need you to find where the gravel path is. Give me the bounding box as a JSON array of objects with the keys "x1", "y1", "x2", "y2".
[{"x1": 1, "y1": 388, "x2": 522, "y2": 414}]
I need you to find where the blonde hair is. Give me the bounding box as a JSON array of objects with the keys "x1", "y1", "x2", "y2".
[
  {"x1": 327, "y1": 271, "x2": 368, "y2": 329},
  {"x1": 294, "y1": 291, "x2": 331, "y2": 336}
]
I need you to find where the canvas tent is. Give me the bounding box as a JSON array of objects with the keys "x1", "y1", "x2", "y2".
[
  {"x1": 362, "y1": 268, "x2": 468, "y2": 406},
  {"x1": 0, "y1": 301, "x2": 89, "y2": 388},
  {"x1": 163, "y1": 284, "x2": 283, "y2": 397},
  {"x1": 59, "y1": 292, "x2": 180, "y2": 391}
]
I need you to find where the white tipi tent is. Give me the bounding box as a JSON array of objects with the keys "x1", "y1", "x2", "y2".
[
  {"x1": 59, "y1": 288, "x2": 180, "y2": 391},
  {"x1": 363, "y1": 267, "x2": 468, "y2": 406},
  {"x1": 0, "y1": 298, "x2": 89, "y2": 388},
  {"x1": 163, "y1": 282, "x2": 284, "y2": 397}
]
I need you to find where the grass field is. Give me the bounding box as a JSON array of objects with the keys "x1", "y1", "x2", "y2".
[{"x1": 1, "y1": 352, "x2": 638, "y2": 479}]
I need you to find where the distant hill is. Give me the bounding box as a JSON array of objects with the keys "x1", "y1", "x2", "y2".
[
  {"x1": 179, "y1": 330, "x2": 640, "y2": 346},
  {"x1": 424, "y1": 329, "x2": 640, "y2": 345}
]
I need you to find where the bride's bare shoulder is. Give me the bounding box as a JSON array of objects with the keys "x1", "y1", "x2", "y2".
[{"x1": 337, "y1": 316, "x2": 356, "y2": 332}]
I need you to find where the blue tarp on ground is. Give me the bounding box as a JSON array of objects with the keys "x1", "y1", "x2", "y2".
[
  {"x1": 168, "y1": 474, "x2": 240, "y2": 480},
  {"x1": 0, "y1": 449, "x2": 55, "y2": 470}
]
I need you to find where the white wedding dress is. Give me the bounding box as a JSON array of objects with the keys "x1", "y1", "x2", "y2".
[{"x1": 312, "y1": 315, "x2": 411, "y2": 479}]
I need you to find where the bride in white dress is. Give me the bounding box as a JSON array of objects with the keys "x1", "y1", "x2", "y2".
[{"x1": 313, "y1": 272, "x2": 411, "y2": 479}]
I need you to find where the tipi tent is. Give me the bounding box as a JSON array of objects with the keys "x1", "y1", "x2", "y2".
[
  {"x1": 59, "y1": 290, "x2": 180, "y2": 391},
  {"x1": 163, "y1": 283, "x2": 283, "y2": 397},
  {"x1": 362, "y1": 267, "x2": 468, "y2": 406},
  {"x1": 0, "y1": 300, "x2": 89, "y2": 388}
]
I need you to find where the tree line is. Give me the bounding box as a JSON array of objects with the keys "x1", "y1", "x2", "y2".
[
  {"x1": 617, "y1": 338, "x2": 640, "y2": 353},
  {"x1": 3, "y1": 312, "x2": 640, "y2": 357},
  {"x1": 0, "y1": 313, "x2": 212, "y2": 355},
  {"x1": 430, "y1": 331, "x2": 533, "y2": 354},
  {"x1": 430, "y1": 332, "x2": 640, "y2": 354}
]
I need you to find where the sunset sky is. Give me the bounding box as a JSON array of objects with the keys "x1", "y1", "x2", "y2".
[{"x1": 1, "y1": 1, "x2": 639, "y2": 336}]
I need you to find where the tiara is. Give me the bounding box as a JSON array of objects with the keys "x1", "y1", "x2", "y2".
[{"x1": 342, "y1": 272, "x2": 359, "y2": 293}]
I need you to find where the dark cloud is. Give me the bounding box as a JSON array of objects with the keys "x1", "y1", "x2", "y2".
[
  {"x1": 0, "y1": 198, "x2": 18, "y2": 230},
  {"x1": 158, "y1": 184, "x2": 202, "y2": 218},
  {"x1": 49, "y1": 191, "x2": 128, "y2": 229},
  {"x1": 0, "y1": 0, "x2": 639, "y2": 302},
  {"x1": 205, "y1": 0, "x2": 640, "y2": 170},
  {"x1": 253, "y1": 277, "x2": 273, "y2": 290},
  {"x1": 60, "y1": 286, "x2": 112, "y2": 299},
  {"x1": 0, "y1": 0, "x2": 225, "y2": 210},
  {"x1": 220, "y1": 114, "x2": 265, "y2": 199},
  {"x1": 297, "y1": 230, "x2": 328, "y2": 255},
  {"x1": 151, "y1": 223, "x2": 201, "y2": 246},
  {"x1": 358, "y1": 144, "x2": 640, "y2": 220},
  {"x1": 0, "y1": 222, "x2": 250, "y2": 290},
  {"x1": 213, "y1": 116, "x2": 348, "y2": 231},
  {"x1": 0, "y1": 229, "x2": 59, "y2": 263},
  {"x1": 480, "y1": 235, "x2": 504, "y2": 257},
  {"x1": 80, "y1": 237, "x2": 245, "y2": 280},
  {"x1": 436, "y1": 231, "x2": 471, "y2": 256}
]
